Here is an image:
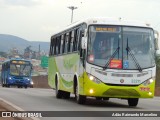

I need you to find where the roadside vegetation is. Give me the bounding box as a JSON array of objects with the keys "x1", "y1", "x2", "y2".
[{"x1": 156, "y1": 55, "x2": 160, "y2": 87}]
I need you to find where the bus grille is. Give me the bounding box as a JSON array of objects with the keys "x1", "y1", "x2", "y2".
[
  {"x1": 111, "y1": 73, "x2": 133, "y2": 77},
  {"x1": 13, "y1": 76, "x2": 23, "y2": 79},
  {"x1": 16, "y1": 80, "x2": 24, "y2": 83},
  {"x1": 103, "y1": 88, "x2": 140, "y2": 97}
]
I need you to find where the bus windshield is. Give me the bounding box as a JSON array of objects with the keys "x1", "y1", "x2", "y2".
[
  {"x1": 88, "y1": 25, "x2": 155, "y2": 70},
  {"x1": 10, "y1": 63, "x2": 31, "y2": 76}
]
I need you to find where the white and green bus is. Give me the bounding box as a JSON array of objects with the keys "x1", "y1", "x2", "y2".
[{"x1": 48, "y1": 18, "x2": 158, "y2": 106}]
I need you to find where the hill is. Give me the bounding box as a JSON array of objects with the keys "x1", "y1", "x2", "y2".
[{"x1": 0, "y1": 34, "x2": 49, "y2": 54}]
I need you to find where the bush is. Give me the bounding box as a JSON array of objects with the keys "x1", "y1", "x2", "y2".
[{"x1": 156, "y1": 55, "x2": 160, "y2": 87}]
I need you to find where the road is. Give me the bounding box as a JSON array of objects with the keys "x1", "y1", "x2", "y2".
[{"x1": 0, "y1": 87, "x2": 160, "y2": 120}]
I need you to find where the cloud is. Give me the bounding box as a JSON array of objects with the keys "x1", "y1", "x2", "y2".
[
  {"x1": 2, "y1": 0, "x2": 41, "y2": 7},
  {"x1": 0, "y1": 0, "x2": 160, "y2": 42}
]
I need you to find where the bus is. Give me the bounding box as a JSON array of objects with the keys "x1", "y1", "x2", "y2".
[
  {"x1": 1, "y1": 58, "x2": 33, "y2": 88},
  {"x1": 48, "y1": 18, "x2": 158, "y2": 106}
]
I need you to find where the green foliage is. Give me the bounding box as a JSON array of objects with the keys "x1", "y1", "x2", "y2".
[
  {"x1": 156, "y1": 55, "x2": 160, "y2": 68},
  {"x1": 156, "y1": 55, "x2": 160, "y2": 87}
]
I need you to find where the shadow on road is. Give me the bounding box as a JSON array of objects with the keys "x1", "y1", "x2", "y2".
[{"x1": 52, "y1": 96, "x2": 142, "y2": 109}]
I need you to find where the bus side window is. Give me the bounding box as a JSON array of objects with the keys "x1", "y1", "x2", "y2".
[
  {"x1": 61, "y1": 35, "x2": 64, "y2": 54},
  {"x1": 56, "y1": 37, "x2": 59, "y2": 55},
  {"x1": 3, "y1": 64, "x2": 5, "y2": 70},
  {"x1": 78, "y1": 30, "x2": 84, "y2": 57},
  {"x1": 57, "y1": 36, "x2": 61, "y2": 54},
  {"x1": 54, "y1": 38, "x2": 57, "y2": 55},
  {"x1": 5, "y1": 63, "x2": 7, "y2": 70},
  {"x1": 49, "y1": 38, "x2": 52, "y2": 56},
  {"x1": 65, "y1": 33, "x2": 69, "y2": 53},
  {"x1": 1, "y1": 64, "x2": 3, "y2": 71},
  {"x1": 49, "y1": 37, "x2": 54, "y2": 56},
  {"x1": 70, "y1": 31, "x2": 74, "y2": 52},
  {"x1": 68, "y1": 31, "x2": 72, "y2": 53},
  {"x1": 7, "y1": 63, "x2": 9, "y2": 69},
  {"x1": 62, "y1": 34, "x2": 66, "y2": 53},
  {"x1": 73, "y1": 29, "x2": 78, "y2": 51},
  {"x1": 54, "y1": 38, "x2": 58, "y2": 55},
  {"x1": 77, "y1": 28, "x2": 81, "y2": 52},
  {"x1": 52, "y1": 38, "x2": 55, "y2": 55}
]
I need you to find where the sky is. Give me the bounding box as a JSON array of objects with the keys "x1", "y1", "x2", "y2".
[{"x1": 0, "y1": 0, "x2": 160, "y2": 42}]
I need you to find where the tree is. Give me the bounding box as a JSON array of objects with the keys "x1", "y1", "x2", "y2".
[
  {"x1": 156, "y1": 55, "x2": 160, "y2": 69},
  {"x1": 155, "y1": 54, "x2": 160, "y2": 87}
]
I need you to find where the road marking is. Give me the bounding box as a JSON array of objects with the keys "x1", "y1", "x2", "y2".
[{"x1": 0, "y1": 98, "x2": 41, "y2": 120}]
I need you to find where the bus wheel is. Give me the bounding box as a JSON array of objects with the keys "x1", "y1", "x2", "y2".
[
  {"x1": 55, "y1": 80, "x2": 63, "y2": 99},
  {"x1": 24, "y1": 86, "x2": 27, "y2": 89},
  {"x1": 63, "y1": 91, "x2": 70, "y2": 99},
  {"x1": 2, "y1": 84, "x2": 5, "y2": 87},
  {"x1": 75, "y1": 84, "x2": 86, "y2": 104},
  {"x1": 7, "y1": 84, "x2": 10, "y2": 88},
  {"x1": 128, "y1": 98, "x2": 139, "y2": 107}
]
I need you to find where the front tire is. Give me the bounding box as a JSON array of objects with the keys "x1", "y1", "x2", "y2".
[
  {"x1": 128, "y1": 98, "x2": 139, "y2": 107},
  {"x1": 6, "y1": 84, "x2": 10, "y2": 88},
  {"x1": 75, "y1": 84, "x2": 86, "y2": 104}
]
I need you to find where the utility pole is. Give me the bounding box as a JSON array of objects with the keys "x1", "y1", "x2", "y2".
[{"x1": 67, "y1": 6, "x2": 78, "y2": 23}]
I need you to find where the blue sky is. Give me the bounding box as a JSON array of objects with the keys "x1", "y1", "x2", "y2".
[{"x1": 0, "y1": 0, "x2": 160, "y2": 42}]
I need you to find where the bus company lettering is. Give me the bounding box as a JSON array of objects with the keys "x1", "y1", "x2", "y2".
[{"x1": 140, "y1": 87, "x2": 150, "y2": 91}]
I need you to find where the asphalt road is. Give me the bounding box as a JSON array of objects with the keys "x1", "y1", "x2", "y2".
[{"x1": 0, "y1": 87, "x2": 160, "y2": 120}]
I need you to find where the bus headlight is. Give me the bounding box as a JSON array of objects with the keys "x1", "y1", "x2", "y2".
[
  {"x1": 25, "y1": 78, "x2": 30, "y2": 81},
  {"x1": 30, "y1": 81, "x2": 34, "y2": 85},
  {"x1": 8, "y1": 77, "x2": 12, "y2": 80},
  {"x1": 89, "y1": 89, "x2": 94, "y2": 94},
  {"x1": 142, "y1": 77, "x2": 154, "y2": 86},
  {"x1": 148, "y1": 92, "x2": 152, "y2": 96},
  {"x1": 88, "y1": 74, "x2": 101, "y2": 84}
]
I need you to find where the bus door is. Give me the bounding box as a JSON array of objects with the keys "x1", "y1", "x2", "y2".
[{"x1": 78, "y1": 28, "x2": 86, "y2": 77}]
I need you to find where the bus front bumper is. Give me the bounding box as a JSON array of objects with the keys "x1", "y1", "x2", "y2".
[{"x1": 79, "y1": 74, "x2": 155, "y2": 98}]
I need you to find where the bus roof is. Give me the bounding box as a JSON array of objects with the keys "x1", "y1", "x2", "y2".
[
  {"x1": 2, "y1": 58, "x2": 31, "y2": 64},
  {"x1": 52, "y1": 17, "x2": 153, "y2": 36}
]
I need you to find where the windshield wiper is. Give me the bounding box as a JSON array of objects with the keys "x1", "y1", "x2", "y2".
[
  {"x1": 126, "y1": 38, "x2": 142, "y2": 72},
  {"x1": 103, "y1": 47, "x2": 120, "y2": 70},
  {"x1": 103, "y1": 38, "x2": 120, "y2": 70}
]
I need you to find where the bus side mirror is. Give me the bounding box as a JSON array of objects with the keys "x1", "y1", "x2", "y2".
[
  {"x1": 154, "y1": 30, "x2": 159, "y2": 50},
  {"x1": 155, "y1": 38, "x2": 159, "y2": 50},
  {"x1": 81, "y1": 37, "x2": 87, "y2": 49}
]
